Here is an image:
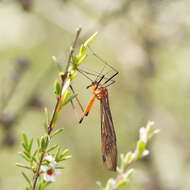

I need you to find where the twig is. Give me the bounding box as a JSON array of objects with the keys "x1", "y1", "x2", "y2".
[{"x1": 31, "y1": 27, "x2": 82, "y2": 190}]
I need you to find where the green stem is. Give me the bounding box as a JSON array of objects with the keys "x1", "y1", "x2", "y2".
[{"x1": 31, "y1": 27, "x2": 82, "y2": 190}]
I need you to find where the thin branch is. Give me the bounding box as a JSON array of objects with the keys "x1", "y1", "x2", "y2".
[{"x1": 31, "y1": 27, "x2": 82, "y2": 190}]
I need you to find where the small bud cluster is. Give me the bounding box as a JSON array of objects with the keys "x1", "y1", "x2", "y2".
[{"x1": 100, "y1": 121, "x2": 159, "y2": 190}]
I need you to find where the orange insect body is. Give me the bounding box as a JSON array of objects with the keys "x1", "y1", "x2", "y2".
[
  {"x1": 93, "y1": 83, "x2": 108, "y2": 100},
  {"x1": 80, "y1": 81, "x2": 117, "y2": 171},
  {"x1": 81, "y1": 82, "x2": 107, "y2": 118}
]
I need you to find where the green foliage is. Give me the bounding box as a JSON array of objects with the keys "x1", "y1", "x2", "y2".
[
  {"x1": 17, "y1": 29, "x2": 97, "y2": 190},
  {"x1": 54, "y1": 80, "x2": 61, "y2": 96},
  {"x1": 17, "y1": 132, "x2": 71, "y2": 189},
  {"x1": 102, "y1": 121, "x2": 159, "y2": 190}
]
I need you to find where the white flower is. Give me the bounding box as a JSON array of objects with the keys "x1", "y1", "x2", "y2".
[
  {"x1": 41, "y1": 166, "x2": 60, "y2": 182},
  {"x1": 45, "y1": 155, "x2": 55, "y2": 162},
  {"x1": 40, "y1": 155, "x2": 61, "y2": 182},
  {"x1": 139, "y1": 127, "x2": 148, "y2": 143},
  {"x1": 142, "y1": 149, "x2": 150, "y2": 157},
  {"x1": 45, "y1": 155, "x2": 57, "y2": 168},
  {"x1": 41, "y1": 165, "x2": 61, "y2": 182}
]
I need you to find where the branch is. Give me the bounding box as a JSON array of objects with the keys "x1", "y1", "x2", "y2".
[{"x1": 31, "y1": 27, "x2": 82, "y2": 190}]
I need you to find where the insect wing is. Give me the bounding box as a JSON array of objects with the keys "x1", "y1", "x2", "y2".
[{"x1": 100, "y1": 91, "x2": 117, "y2": 171}]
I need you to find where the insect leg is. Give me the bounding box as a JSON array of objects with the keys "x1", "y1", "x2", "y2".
[{"x1": 79, "y1": 94, "x2": 96, "y2": 123}]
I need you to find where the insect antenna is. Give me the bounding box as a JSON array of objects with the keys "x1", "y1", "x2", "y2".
[
  {"x1": 77, "y1": 68, "x2": 93, "y2": 82},
  {"x1": 87, "y1": 45, "x2": 119, "y2": 86},
  {"x1": 87, "y1": 45, "x2": 118, "y2": 73}
]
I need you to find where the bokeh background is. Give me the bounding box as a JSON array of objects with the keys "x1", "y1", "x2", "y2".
[{"x1": 0, "y1": 0, "x2": 190, "y2": 189}]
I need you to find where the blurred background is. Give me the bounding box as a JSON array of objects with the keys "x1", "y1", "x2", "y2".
[{"x1": 0, "y1": 0, "x2": 190, "y2": 189}]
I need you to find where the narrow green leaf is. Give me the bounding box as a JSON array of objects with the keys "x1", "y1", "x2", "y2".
[
  {"x1": 135, "y1": 140, "x2": 145, "y2": 159},
  {"x1": 19, "y1": 152, "x2": 30, "y2": 162},
  {"x1": 51, "y1": 128, "x2": 64, "y2": 138},
  {"x1": 16, "y1": 163, "x2": 32, "y2": 170},
  {"x1": 28, "y1": 138, "x2": 33, "y2": 152},
  {"x1": 63, "y1": 93, "x2": 78, "y2": 106},
  {"x1": 79, "y1": 44, "x2": 86, "y2": 57},
  {"x1": 42, "y1": 181, "x2": 52, "y2": 188},
  {"x1": 84, "y1": 32, "x2": 98, "y2": 48},
  {"x1": 60, "y1": 149, "x2": 69, "y2": 157},
  {"x1": 47, "y1": 144, "x2": 59, "y2": 153},
  {"x1": 51, "y1": 111, "x2": 58, "y2": 125},
  {"x1": 124, "y1": 168, "x2": 134, "y2": 179},
  {"x1": 40, "y1": 136, "x2": 47, "y2": 151},
  {"x1": 22, "y1": 172, "x2": 32, "y2": 186},
  {"x1": 59, "y1": 155, "x2": 72, "y2": 161},
  {"x1": 23, "y1": 151, "x2": 31, "y2": 159},
  {"x1": 54, "y1": 80, "x2": 61, "y2": 96},
  {"x1": 78, "y1": 54, "x2": 87, "y2": 65},
  {"x1": 116, "y1": 179, "x2": 129, "y2": 188},
  {"x1": 32, "y1": 150, "x2": 38, "y2": 162},
  {"x1": 55, "y1": 166, "x2": 64, "y2": 169},
  {"x1": 55, "y1": 146, "x2": 61, "y2": 161},
  {"x1": 124, "y1": 152, "x2": 133, "y2": 166},
  {"x1": 22, "y1": 133, "x2": 28, "y2": 146},
  {"x1": 22, "y1": 143, "x2": 29, "y2": 152}
]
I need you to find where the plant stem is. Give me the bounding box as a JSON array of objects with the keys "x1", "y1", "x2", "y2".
[{"x1": 31, "y1": 27, "x2": 82, "y2": 190}]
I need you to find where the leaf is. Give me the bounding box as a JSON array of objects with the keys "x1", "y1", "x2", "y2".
[
  {"x1": 55, "y1": 166, "x2": 64, "y2": 169},
  {"x1": 60, "y1": 149, "x2": 69, "y2": 157},
  {"x1": 135, "y1": 140, "x2": 145, "y2": 159},
  {"x1": 40, "y1": 136, "x2": 47, "y2": 151},
  {"x1": 124, "y1": 168, "x2": 134, "y2": 179},
  {"x1": 123, "y1": 152, "x2": 132, "y2": 166},
  {"x1": 62, "y1": 93, "x2": 78, "y2": 106},
  {"x1": 22, "y1": 133, "x2": 29, "y2": 150},
  {"x1": 16, "y1": 163, "x2": 32, "y2": 170},
  {"x1": 51, "y1": 128, "x2": 64, "y2": 138},
  {"x1": 77, "y1": 54, "x2": 87, "y2": 65},
  {"x1": 42, "y1": 181, "x2": 52, "y2": 188},
  {"x1": 22, "y1": 143, "x2": 29, "y2": 152},
  {"x1": 59, "y1": 155, "x2": 72, "y2": 161},
  {"x1": 78, "y1": 32, "x2": 98, "y2": 57},
  {"x1": 47, "y1": 144, "x2": 59, "y2": 153},
  {"x1": 32, "y1": 150, "x2": 38, "y2": 162},
  {"x1": 28, "y1": 138, "x2": 33, "y2": 153},
  {"x1": 51, "y1": 111, "x2": 58, "y2": 125},
  {"x1": 22, "y1": 133, "x2": 28, "y2": 144},
  {"x1": 116, "y1": 179, "x2": 129, "y2": 188},
  {"x1": 22, "y1": 172, "x2": 32, "y2": 187},
  {"x1": 55, "y1": 146, "x2": 61, "y2": 161},
  {"x1": 84, "y1": 32, "x2": 98, "y2": 48},
  {"x1": 19, "y1": 152, "x2": 30, "y2": 162},
  {"x1": 23, "y1": 151, "x2": 31, "y2": 159},
  {"x1": 54, "y1": 80, "x2": 61, "y2": 96}
]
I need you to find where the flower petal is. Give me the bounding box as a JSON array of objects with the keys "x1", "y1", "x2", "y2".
[
  {"x1": 45, "y1": 155, "x2": 54, "y2": 162},
  {"x1": 44, "y1": 173, "x2": 52, "y2": 182},
  {"x1": 41, "y1": 165, "x2": 48, "y2": 172}
]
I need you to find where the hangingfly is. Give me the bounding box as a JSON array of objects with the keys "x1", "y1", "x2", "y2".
[{"x1": 79, "y1": 72, "x2": 118, "y2": 171}]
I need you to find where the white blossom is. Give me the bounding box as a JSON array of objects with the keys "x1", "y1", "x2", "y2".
[
  {"x1": 41, "y1": 155, "x2": 61, "y2": 182},
  {"x1": 139, "y1": 127, "x2": 148, "y2": 143}
]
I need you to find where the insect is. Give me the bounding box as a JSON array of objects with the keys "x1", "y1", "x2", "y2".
[{"x1": 79, "y1": 64, "x2": 119, "y2": 171}]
